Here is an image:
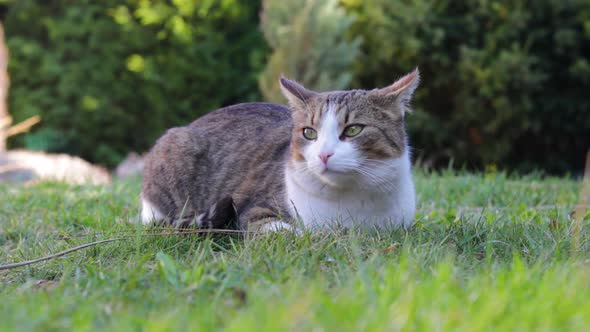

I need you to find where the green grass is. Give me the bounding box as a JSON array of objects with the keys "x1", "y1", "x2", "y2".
[{"x1": 1, "y1": 171, "x2": 589, "y2": 331}]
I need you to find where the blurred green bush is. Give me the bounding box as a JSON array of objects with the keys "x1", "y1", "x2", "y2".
[
  {"x1": 4, "y1": 0, "x2": 589, "y2": 173},
  {"x1": 5, "y1": 0, "x2": 267, "y2": 167},
  {"x1": 258, "y1": 0, "x2": 360, "y2": 103},
  {"x1": 344, "y1": 0, "x2": 590, "y2": 173}
]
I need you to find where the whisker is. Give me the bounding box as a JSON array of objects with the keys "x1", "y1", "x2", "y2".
[
  {"x1": 361, "y1": 159, "x2": 398, "y2": 166},
  {"x1": 354, "y1": 166, "x2": 399, "y2": 193}
]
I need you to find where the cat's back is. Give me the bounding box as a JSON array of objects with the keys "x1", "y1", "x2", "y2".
[
  {"x1": 145, "y1": 102, "x2": 292, "y2": 176},
  {"x1": 189, "y1": 102, "x2": 292, "y2": 139}
]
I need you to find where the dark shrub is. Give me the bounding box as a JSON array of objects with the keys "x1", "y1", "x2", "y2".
[{"x1": 345, "y1": 0, "x2": 590, "y2": 173}]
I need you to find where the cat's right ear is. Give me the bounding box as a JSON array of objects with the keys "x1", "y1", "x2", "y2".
[{"x1": 279, "y1": 76, "x2": 316, "y2": 109}]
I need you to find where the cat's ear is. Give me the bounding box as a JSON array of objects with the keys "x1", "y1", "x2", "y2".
[
  {"x1": 279, "y1": 76, "x2": 317, "y2": 109},
  {"x1": 369, "y1": 68, "x2": 420, "y2": 114}
]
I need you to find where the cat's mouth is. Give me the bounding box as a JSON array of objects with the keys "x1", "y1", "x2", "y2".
[
  {"x1": 322, "y1": 166, "x2": 342, "y2": 173},
  {"x1": 314, "y1": 160, "x2": 361, "y2": 177},
  {"x1": 319, "y1": 165, "x2": 347, "y2": 174},
  {"x1": 314, "y1": 168, "x2": 359, "y2": 189},
  {"x1": 317, "y1": 166, "x2": 355, "y2": 181}
]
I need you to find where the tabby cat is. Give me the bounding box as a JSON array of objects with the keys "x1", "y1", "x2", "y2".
[{"x1": 141, "y1": 69, "x2": 420, "y2": 232}]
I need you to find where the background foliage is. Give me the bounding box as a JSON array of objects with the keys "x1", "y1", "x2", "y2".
[
  {"x1": 3, "y1": 0, "x2": 590, "y2": 172},
  {"x1": 258, "y1": 0, "x2": 360, "y2": 103},
  {"x1": 4, "y1": 0, "x2": 267, "y2": 167}
]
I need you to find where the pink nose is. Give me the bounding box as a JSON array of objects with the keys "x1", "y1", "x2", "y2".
[{"x1": 319, "y1": 152, "x2": 333, "y2": 164}]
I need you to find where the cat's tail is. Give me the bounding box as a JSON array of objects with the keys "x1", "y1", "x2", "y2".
[{"x1": 172, "y1": 196, "x2": 239, "y2": 230}]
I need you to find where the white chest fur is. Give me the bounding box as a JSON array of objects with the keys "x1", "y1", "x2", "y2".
[{"x1": 284, "y1": 153, "x2": 416, "y2": 230}]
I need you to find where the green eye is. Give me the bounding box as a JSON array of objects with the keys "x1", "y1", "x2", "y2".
[
  {"x1": 302, "y1": 127, "x2": 318, "y2": 140},
  {"x1": 343, "y1": 125, "x2": 364, "y2": 137}
]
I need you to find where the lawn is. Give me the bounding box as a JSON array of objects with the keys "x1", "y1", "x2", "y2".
[{"x1": 1, "y1": 171, "x2": 589, "y2": 331}]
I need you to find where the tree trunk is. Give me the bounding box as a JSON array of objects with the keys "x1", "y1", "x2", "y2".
[{"x1": 0, "y1": 21, "x2": 9, "y2": 152}]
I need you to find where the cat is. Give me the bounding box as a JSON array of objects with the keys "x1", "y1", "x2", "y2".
[{"x1": 140, "y1": 68, "x2": 419, "y2": 233}]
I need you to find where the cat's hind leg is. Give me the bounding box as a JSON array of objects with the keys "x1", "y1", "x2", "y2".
[
  {"x1": 172, "y1": 196, "x2": 238, "y2": 230},
  {"x1": 140, "y1": 196, "x2": 165, "y2": 225}
]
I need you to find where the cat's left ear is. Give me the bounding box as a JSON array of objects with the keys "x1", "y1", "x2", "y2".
[{"x1": 369, "y1": 68, "x2": 420, "y2": 114}]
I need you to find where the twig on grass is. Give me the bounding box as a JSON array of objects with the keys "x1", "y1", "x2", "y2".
[
  {"x1": 54, "y1": 226, "x2": 189, "y2": 240},
  {"x1": 0, "y1": 237, "x2": 125, "y2": 271},
  {"x1": 0, "y1": 229, "x2": 247, "y2": 271}
]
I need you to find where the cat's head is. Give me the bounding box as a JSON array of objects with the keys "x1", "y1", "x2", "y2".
[{"x1": 280, "y1": 69, "x2": 419, "y2": 188}]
